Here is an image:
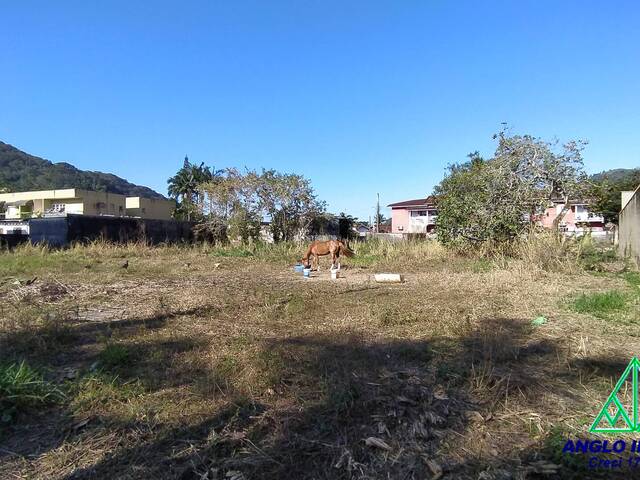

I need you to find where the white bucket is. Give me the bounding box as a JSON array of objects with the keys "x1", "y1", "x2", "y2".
[
  {"x1": 330, "y1": 269, "x2": 340, "y2": 279},
  {"x1": 303, "y1": 268, "x2": 311, "y2": 278}
]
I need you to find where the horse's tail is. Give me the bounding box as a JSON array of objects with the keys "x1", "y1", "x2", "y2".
[{"x1": 340, "y1": 241, "x2": 355, "y2": 257}]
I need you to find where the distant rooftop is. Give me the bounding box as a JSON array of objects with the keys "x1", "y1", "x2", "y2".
[{"x1": 387, "y1": 196, "x2": 436, "y2": 208}]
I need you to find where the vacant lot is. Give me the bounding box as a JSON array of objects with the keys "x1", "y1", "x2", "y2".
[{"x1": 1, "y1": 239, "x2": 638, "y2": 479}]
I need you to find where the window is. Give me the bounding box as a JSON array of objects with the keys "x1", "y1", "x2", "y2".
[{"x1": 411, "y1": 210, "x2": 427, "y2": 217}]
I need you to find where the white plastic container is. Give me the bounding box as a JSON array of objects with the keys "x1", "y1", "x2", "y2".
[{"x1": 303, "y1": 268, "x2": 311, "y2": 278}]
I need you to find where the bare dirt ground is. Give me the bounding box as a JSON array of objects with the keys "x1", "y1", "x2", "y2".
[{"x1": 1, "y1": 241, "x2": 639, "y2": 479}]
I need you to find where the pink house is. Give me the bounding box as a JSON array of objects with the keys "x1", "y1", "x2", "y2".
[
  {"x1": 538, "y1": 201, "x2": 605, "y2": 234},
  {"x1": 387, "y1": 195, "x2": 605, "y2": 236},
  {"x1": 388, "y1": 196, "x2": 438, "y2": 234}
]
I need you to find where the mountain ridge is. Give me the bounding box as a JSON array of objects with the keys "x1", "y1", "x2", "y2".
[
  {"x1": 590, "y1": 168, "x2": 640, "y2": 183},
  {"x1": 0, "y1": 141, "x2": 165, "y2": 199}
]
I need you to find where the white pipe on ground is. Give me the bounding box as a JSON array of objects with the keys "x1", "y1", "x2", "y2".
[{"x1": 373, "y1": 273, "x2": 403, "y2": 283}]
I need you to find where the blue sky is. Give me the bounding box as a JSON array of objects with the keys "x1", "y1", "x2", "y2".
[{"x1": 1, "y1": 1, "x2": 639, "y2": 220}]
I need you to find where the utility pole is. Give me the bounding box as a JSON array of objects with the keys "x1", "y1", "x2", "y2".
[{"x1": 376, "y1": 193, "x2": 380, "y2": 234}]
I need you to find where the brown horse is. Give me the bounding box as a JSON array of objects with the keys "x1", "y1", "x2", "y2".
[{"x1": 302, "y1": 240, "x2": 354, "y2": 271}]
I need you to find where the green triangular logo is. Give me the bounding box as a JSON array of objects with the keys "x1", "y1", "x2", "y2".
[{"x1": 590, "y1": 357, "x2": 640, "y2": 433}]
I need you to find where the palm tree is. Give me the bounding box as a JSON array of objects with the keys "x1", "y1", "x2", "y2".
[{"x1": 167, "y1": 156, "x2": 221, "y2": 220}]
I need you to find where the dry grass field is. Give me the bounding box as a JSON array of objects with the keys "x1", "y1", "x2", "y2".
[{"x1": 1, "y1": 238, "x2": 639, "y2": 479}]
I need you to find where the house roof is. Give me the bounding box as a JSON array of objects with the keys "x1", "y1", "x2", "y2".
[{"x1": 387, "y1": 196, "x2": 436, "y2": 208}]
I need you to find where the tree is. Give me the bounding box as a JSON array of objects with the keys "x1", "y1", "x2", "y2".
[
  {"x1": 198, "y1": 168, "x2": 262, "y2": 243},
  {"x1": 250, "y1": 169, "x2": 326, "y2": 242},
  {"x1": 338, "y1": 212, "x2": 357, "y2": 240},
  {"x1": 167, "y1": 156, "x2": 221, "y2": 221},
  {"x1": 434, "y1": 130, "x2": 588, "y2": 248},
  {"x1": 308, "y1": 212, "x2": 340, "y2": 238},
  {"x1": 374, "y1": 212, "x2": 387, "y2": 226},
  {"x1": 589, "y1": 169, "x2": 640, "y2": 224},
  {"x1": 196, "y1": 168, "x2": 325, "y2": 243}
]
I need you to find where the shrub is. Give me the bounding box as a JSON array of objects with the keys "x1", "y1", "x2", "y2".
[{"x1": 434, "y1": 131, "x2": 587, "y2": 249}]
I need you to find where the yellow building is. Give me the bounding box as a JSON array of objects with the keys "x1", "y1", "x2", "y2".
[
  {"x1": 0, "y1": 189, "x2": 175, "y2": 220},
  {"x1": 125, "y1": 196, "x2": 175, "y2": 220}
]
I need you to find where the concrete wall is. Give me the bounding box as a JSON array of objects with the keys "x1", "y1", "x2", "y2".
[
  {"x1": 619, "y1": 187, "x2": 640, "y2": 269},
  {"x1": 29, "y1": 214, "x2": 194, "y2": 247},
  {"x1": 29, "y1": 217, "x2": 69, "y2": 247},
  {"x1": 125, "y1": 197, "x2": 175, "y2": 220},
  {"x1": 622, "y1": 191, "x2": 635, "y2": 210}
]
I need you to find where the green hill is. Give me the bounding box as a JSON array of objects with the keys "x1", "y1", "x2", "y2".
[
  {"x1": 589, "y1": 167, "x2": 640, "y2": 223},
  {"x1": 591, "y1": 168, "x2": 640, "y2": 184},
  {"x1": 0, "y1": 141, "x2": 164, "y2": 199}
]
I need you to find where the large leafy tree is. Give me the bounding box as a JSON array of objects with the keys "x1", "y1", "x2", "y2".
[
  {"x1": 197, "y1": 168, "x2": 325, "y2": 243},
  {"x1": 435, "y1": 130, "x2": 587, "y2": 247},
  {"x1": 250, "y1": 169, "x2": 326, "y2": 242},
  {"x1": 197, "y1": 168, "x2": 262, "y2": 243}
]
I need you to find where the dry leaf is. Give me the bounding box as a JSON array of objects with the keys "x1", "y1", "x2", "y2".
[{"x1": 364, "y1": 437, "x2": 391, "y2": 451}]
